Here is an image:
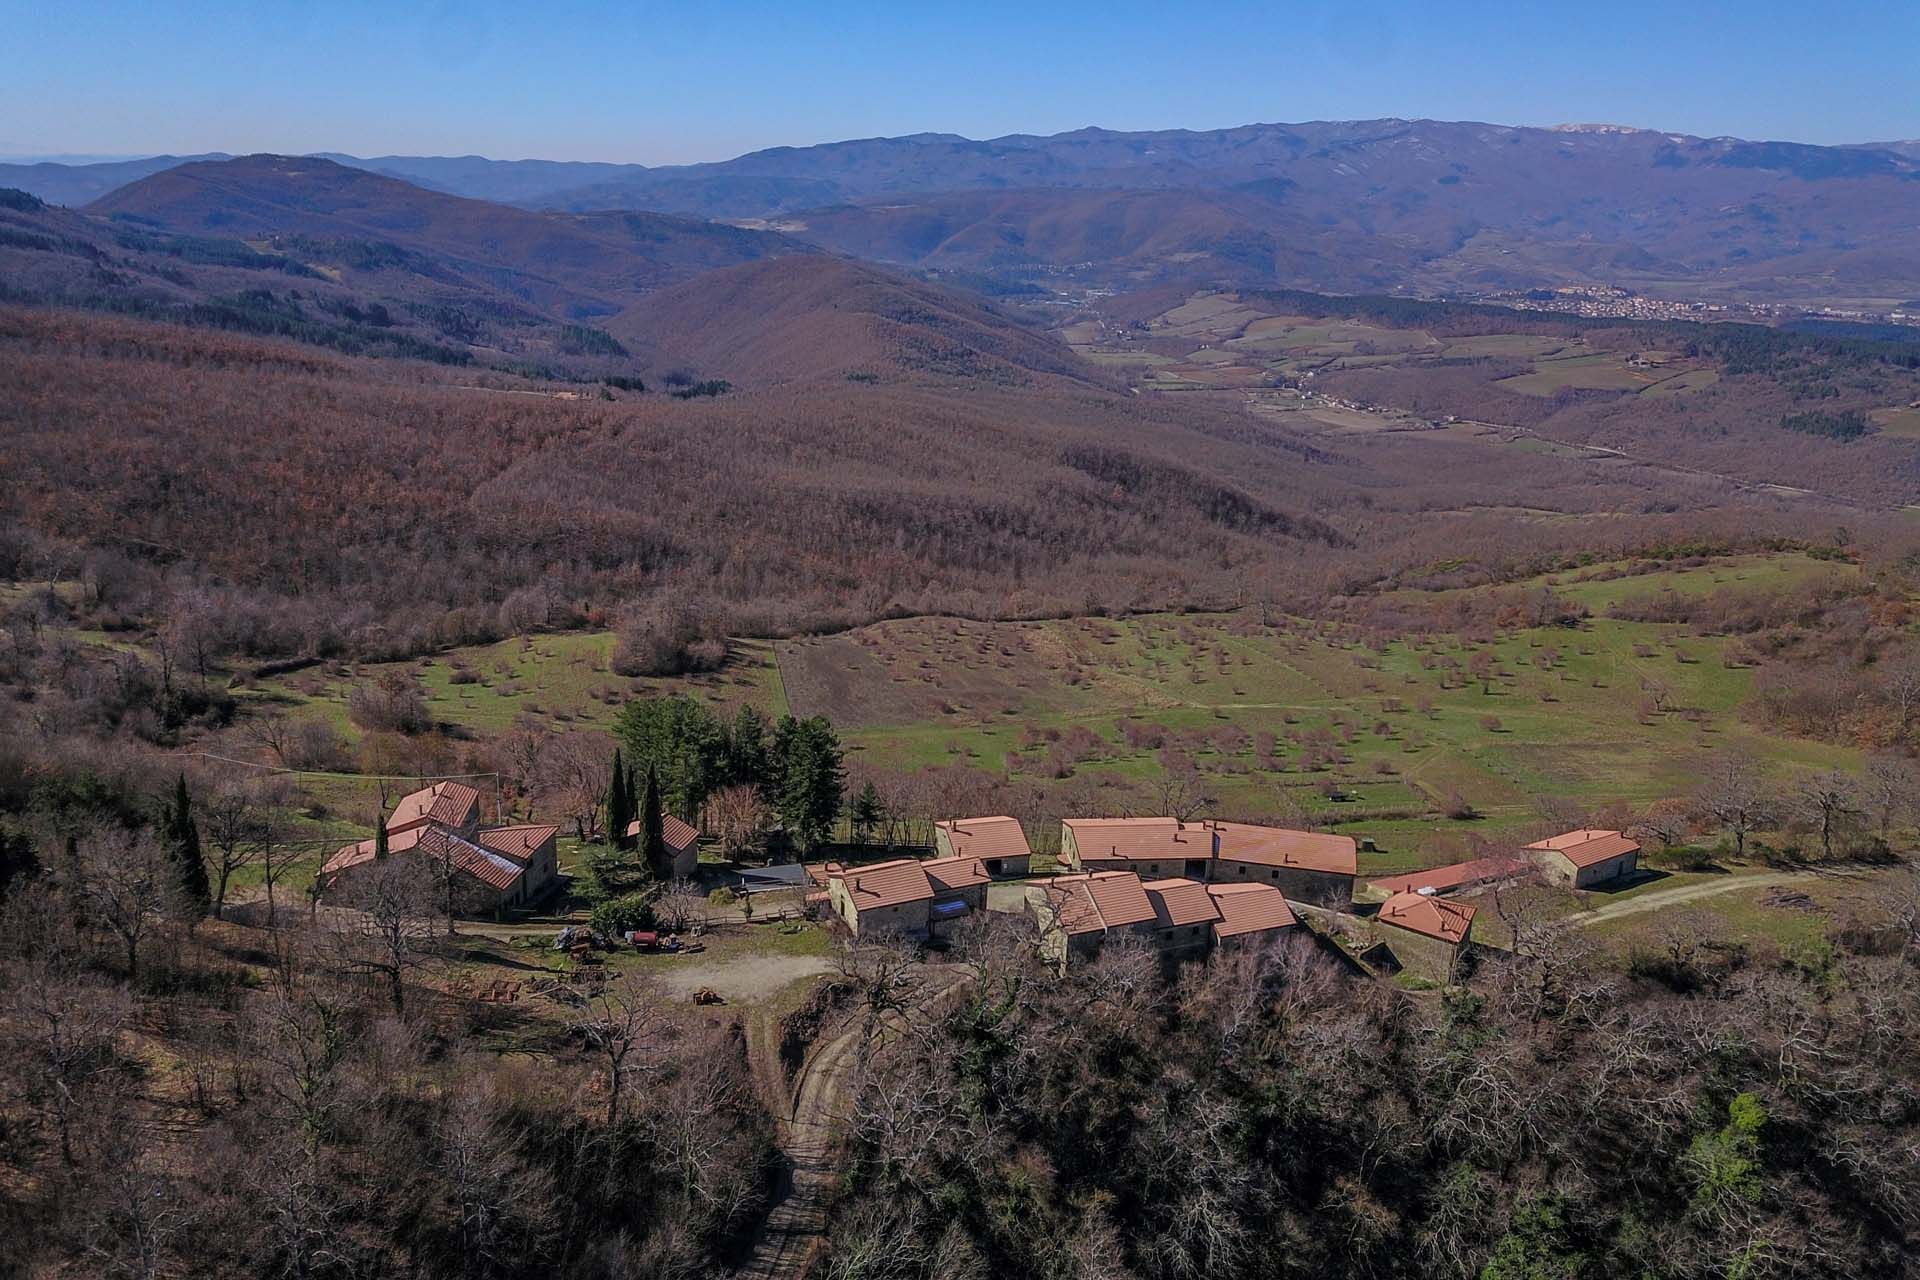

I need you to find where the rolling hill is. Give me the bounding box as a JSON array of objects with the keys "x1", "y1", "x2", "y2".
[
  {"x1": 606, "y1": 254, "x2": 1108, "y2": 388},
  {"x1": 85, "y1": 155, "x2": 806, "y2": 317}
]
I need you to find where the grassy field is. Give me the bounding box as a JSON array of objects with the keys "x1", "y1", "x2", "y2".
[
  {"x1": 213, "y1": 550, "x2": 1874, "y2": 890},
  {"x1": 775, "y1": 552, "x2": 1865, "y2": 877},
  {"x1": 249, "y1": 635, "x2": 789, "y2": 745},
  {"x1": 1871, "y1": 405, "x2": 1920, "y2": 439}
]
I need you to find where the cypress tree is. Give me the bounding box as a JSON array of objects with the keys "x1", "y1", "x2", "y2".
[
  {"x1": 638, "y1": 765, "x2": 667, "y2": 879},
  {"x1": 167, "y1": 774, "x2": 212, "y2": 916},
  {"x1": 373, "y1": 819, "x2": 390, "y2": 861},
  {"x1": 608, "y1": 749, "x2": 634, "y2": 850}
]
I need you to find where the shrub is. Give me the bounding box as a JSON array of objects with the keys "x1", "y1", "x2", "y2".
[
  {"x1": 589, "y1": 892, "x2": 656, "y2": 938},
  {"x1": 348, "y1": 671, "x2": 431, "y2": 734},
  {"x1": 611, "y1": 595, "x2": 727, "y2": 677}
]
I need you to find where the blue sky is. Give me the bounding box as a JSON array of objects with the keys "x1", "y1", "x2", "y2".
[{"x1": 3, "y1": 0, "x2": 1915, "y2": 163}]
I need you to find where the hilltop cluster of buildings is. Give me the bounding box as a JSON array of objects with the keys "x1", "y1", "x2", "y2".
[
  {"x1": 323, "y1": 780, "x2": 1641, "y2": 987},
  {"x1": 822, "y1": 814, "x2": 1641, "y2": 982}
]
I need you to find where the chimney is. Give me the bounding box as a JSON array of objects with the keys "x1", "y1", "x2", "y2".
[{"x1": 1211, "y1": 828, "x2": 1220, "y2": 858}]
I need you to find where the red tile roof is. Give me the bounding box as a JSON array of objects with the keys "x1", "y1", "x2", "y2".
[
  {"x1": 936, "y1": 816, "x2": 1032, "y2": 862},
  {"x1": 624, "y1": 813, "x2": 702, "y2": 853},
  {"x1": 1206, "y1": 883, "x2": 1299, "y2": 937},
  {"x1": 389, "y1": 781, "x2": 481, "y2": 831},
  {"x1": 1209, "y1": 821, "x2": 1357, "y2": 876},
  {"x1": 835, "y1": 859, "x2": 934, "y2": 912},
  {"x1": 1142, "y1": 877, "x2": 1222, "y2": 928},
  {"x1": 323, "y1": 825, "x2": 524, "y2": 894},
  {"x1": 1369, "y1": 855, "x2": 1532, "y2": 897},
  {"x1": 923, "y1": 855, "x2": 990, "y2": 895},
  {"x1": 320, "y1": 825, "x2": 427, "y2": 879},
  {"x1": 1524, "y1": 829, "x2": 1640, "y2": 870},
  {"x1": 415, "y1": 826, "x2": 525, "y2": 893},
  {"x1": 1065, "y1": 816, "x2": 1356, "y2": 877},
  {"x1": 1064, "y1": 816, "x2": 1213, "y2": 863},
  {"x1": 473, "y1": 824, "x2": 559, "y2": 865},
  {"x1": 1044, "y1": 870, "x2": 1157, "y2": 936},
  {"x1": 1378, "y1": 891, "x2": 1477, "y2": 945}
]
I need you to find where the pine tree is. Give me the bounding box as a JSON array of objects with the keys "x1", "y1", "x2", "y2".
[
  {"x1": 166, "y1": 773, "x2": 211, "y2": 916},
  {"x1": 638, "y1": 765, "x2": 667, "y2": 879},
  {"x1": 851, "y1": 781, "x2": 885, "y2": 845}
]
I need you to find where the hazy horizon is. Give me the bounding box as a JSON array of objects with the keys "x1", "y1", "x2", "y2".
[{"x1": 8, "y1": 0, "x2": 1917, "y2": 164}]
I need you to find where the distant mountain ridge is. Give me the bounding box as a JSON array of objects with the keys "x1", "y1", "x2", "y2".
[{"x1": 12, "y1": 118, "x2": 1920, "y2": 299}]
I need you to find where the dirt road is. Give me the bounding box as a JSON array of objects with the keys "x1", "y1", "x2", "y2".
[
  {"x1": 737, "y1": 968, "x2": 972, "y2": 1278},
  {"x1": 737, "y1": 1015, "x2": 860, "y2": 1278},
  {"x1": 1569, "y1": 869, "x2": 1853, "y2": 928}
]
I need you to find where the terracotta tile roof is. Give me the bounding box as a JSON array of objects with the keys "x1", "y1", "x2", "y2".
[
  {"x1": 416, "y1": 826, "x2": 525, "y2": 893},
  {"x1": 836, "y1": 858, "x2": 934, "y2": 912},
  {"x1": 1206, "y1": 882, "x2": 1299, "y2": 937},
  {"x1": 389, "y1": 781, "x2": 482, "y2": 831},
  {"x1": 1524, "y1": 828, "x2": 1640, "y2": 869},
  {"x1": 1043, "y1": 870, "x2": 1157, "y2": 936},
  {"x1": 923, "y1": 855, "x2": 990, "y2": 895},
  {"x1": 1369, "y1": 855, "x2": 1532, "y2": 897},
  {"x1": 473, "y1": 824, "x2": 558, "y2": 865},
  {"x1": 624, "y1": 813, "x2": 702, "y2": 853},
  {"x1": 1378, "y1": 891, "x2": 1477, "y2": 945},
  {"x1": 936, "y1": 816, "x2": 1032, "y2": 861},
  {"x1": 1142, "y1": 877, "x2": 1222, "y2": 928},
  {"x1": 1210, "y1": 821, "x2": 1357, "y2": 876},
  {"x1": 1065, "y1": 816, "x2": 1356, "y2": 877},
  {"x1": 1064, "y1": 816, "x2": 1213, "y2": 862},
  {"x1": 320, "y1": 825, "x2": 426, "y2": 879},
  {"x1": 323, "y1": 824, "x2": 523, "y2": 894}
]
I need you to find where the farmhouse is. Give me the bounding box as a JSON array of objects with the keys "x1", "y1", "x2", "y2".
[
  {"x1": 827, "y1": 854, "x2": 990, "y2": 938},
  {"x1": 1035, "y1": 870, "x2": 1300, "y2": 970},
  {"x1": 1206, "y1": 882, "x2": 1300, "y2": 949},
  {"x1": 319, "y1": 781, "x2": 559, "y2": 913},
  {"x1": 1524, "y1": 828, "x2": 1640, "y2": 889},
  {"x1": 1375, "y1": 890, "x2": 1477, "y2": 981},
  {"x1": 1034, "y1": 870, "x2": 1161, "y2": 969},
  {"x1": 934, "y1": 815, "x2": 1032, "y2": 878},
  {"x1": 1060, "y1": 817, "x2": 1357, "y2": 907},
  {"x1": 623, "y1": 812, "x2": 702, "y2": 879}
]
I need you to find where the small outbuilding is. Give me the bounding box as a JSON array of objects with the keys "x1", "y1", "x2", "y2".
[
  {"x1": 1375, "y1": 890, "x2": 1477, "y2": 982},
  {"x1": 1524, "y1": 829, "x2": 1640, "y2": 889}
]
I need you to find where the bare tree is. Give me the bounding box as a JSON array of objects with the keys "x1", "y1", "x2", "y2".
[
  {"x1": 71, "y1": 829, "x2": 171, "y2": 982},
  {"x1": 835, "y1": 930, "x2": 921, "y2": 1073},
  {"x1": 244, "y1": 711, "x2": 296, "y2": 767},
  {"x1": 252, "y1": 976, "x2": 352, "y2": 1161},
  {"x1": 653, "y1": 879, "x2": 706, "y2": 936},
  {"x1": 332, "y1": 856, "x2": 439, "y2": 1015},
  {"x1": 1795, "y1": 771, "x2": 1860, "y2": 861},
  {"x1": 1153, "y1": 750, "x2": 1215, "y2": 822},
  {"x1": 201, "y1": 784, "x2": 265, "y2": 918},
  {"x1": 1862, "y1": 753, "x2": 1914, "y2": 841},
  {"x1": 538, "y1": 731, "x2": 609, "y2": 842},
  {"x1": 434, "y1": 1067, "x2": 556, "y2": 1277},
  {"x1": 1694, "y1": 752, "x2": 1772, "y2": 860},
  {"x1": 3, "y1": 954, "x2": 132, "y2": 1165},
  {"x1": 570, "y1": 975, "x2": 674, "y2": 1130},
  {"x1": 707, "y1": 782, "x2": 772, "y2": 861}
]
